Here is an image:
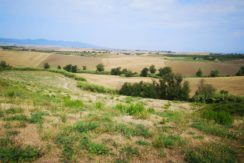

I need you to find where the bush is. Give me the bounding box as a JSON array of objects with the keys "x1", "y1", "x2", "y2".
[
  {"x1": 82, "y1": 66, "x2": 87, "y2": 70},
  {"x1": 57, "y1": 65, "x2": 61, "y2": 69},
  {"x1": 196, "y1": 68, "x2": 202, "y2": 77},
  {"x1": 77, "y1": 81, "x2": 116, "y2": 94},
  {"x1": 63, "y1": 64, "x2": 77, "y2": 73},
  {"x1": 111, "y1": 67, "x2": 122, "y2": 75},
  {"x1": 209, "y1": 70, "x2": 219, "y2": 77},
  {"x1": 0, "y1": 60, "x2": 11, "y2": 70},
  {"x1": 236, "y1": 66, "x2": 244, "y2": 76},
  {"x1": 192, "y1": 79, "x2": 215, "y2": 102},
  {"x1": 149, "y1": 65, "x2": 156, "y2": 74},
  {"x1": 202, "y1": 110, "x2": 233, "y2": 125},
  {"x1": 96, "y1": 63, "x2": 104, "y2": 72},
  {"x1": 140, "y1": 67, "x2": 149, "y2": 77},
  {"x1": 158, "y1": 67, "x2": 172, "y2": 77},
  {"x1": 185, "y1": 143, "x2": 236, "y2": 163},
  {"x1": 43, "y1": 63, "x2": 50, "y2": 69},
  {"x1": 115, "y1": 103, "x2": 149, "y2": 118}
]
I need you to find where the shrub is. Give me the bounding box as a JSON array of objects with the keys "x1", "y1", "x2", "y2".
[
  {"x1": 77, "y1": 81, "x2": 116, "y2": 94},
  {"x1": 192, "y1": 79, "x2": 215, "y2": 102},
  {"x1": 111, "y1": 67, "x2": 122, "y2": 75},
  {"x1": 80, "y1": 137, "x2": 109, "y2": 155},
  {"x1": 29, "y1": 112, "x2": 46, "y2": 124},
  {"x1": 43, "y1": 63, "x2": 50, "y2": 69},
  {"x1": 202, "y1": 110, "x2": 233, "y2": 126},
  {"x1": 57, "y1": 65, "x2": 61, "y2": 69},
  {"x1": 63, "y1": 64, "x2": 78, "y2": 73},
  {"x1": 185, "y1": 143, "x2": 236, "y2": 163},
  {"x1": 149, "y1": 65, "x2": 156, "y2": 74},
  {"x1": 196, "y1": 68, "x2": 202, "y2": 77},
  {"x1": 115, "y1": 103, "x2": 149, "y2": 118},
  {"x1": 0, "y1": 60, "x2": 11, "y2": 70},
  {"x1": 0, "y1": 138, "x2": 42, "y2": 162},
  {"x1": 158, "y1": 67, "x2": 172, "y2": 77},
  {"x1": 82, "y1": 66, "x2": 87, "y2": 70},
  {"x1": 73, "y1": 122, "x2": 99, "y2": 133},
  {"x1": 153, "y1": 135, "x2": 183, "y2": 148},
  {"x1": 236, "y1": 66, "x2": 244, "y2": 76},
  {"x1": 209, "y1": 70, "x2": 219, "y2": 77},
  {"x1": 140, "y1": 67, "x2": 149, "y2": 77},
  {"x1": 96, "y1": 63, "x2": 104, "y2": 72}
]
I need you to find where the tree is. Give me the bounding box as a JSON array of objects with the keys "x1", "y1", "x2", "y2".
[
  {"x1": 96, "y1": 63, "x2": 104, "y2": 72},
  {"x1": 43, "y1": 63, "x2": 50, "y2": 69},
  {"x1": 82, "y1": 66, "x2": 87, "y2": 70},
  {"x1": 111, "y1": 67, "x2": 122, "y2": 75},
  {"x1": 158, "y1": 67, "x2": 172, "y2": 77},
  {"x1": 193, "y1": 79, "x2": 216, "y2": 102},
  {"x1": 140, "y1": 67, "x2": 149, "y2": 77},
  {"x1": 210, "y1": 70, "x2": 219, "y2": 77},
  {"x1": 63, "y1": 64, "x2": 77, "y2": 73},
  {"x1": 236, "y1": 66, "x2": 244, "y2": 76},
  {"x1": 57, "y1": 65, "x2": 61, "y2": 69},
  {"x1": 149, "y1": 65, "x2": 156, "y2": 74},
  {"x1": 0, "y1": 60, "x2": 11, "y2": 70},
  {"x1": 196, "y1": 68, "x2": 203, "y2": 77}
]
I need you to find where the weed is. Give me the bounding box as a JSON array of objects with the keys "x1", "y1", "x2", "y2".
[
  {"x1": 80, "y1": 137, "x2": 109, "y2": 155},
  {"x1": 115, "y1": 103, "x2": 149, "y2": 119},
  {"x1": 113, "y1": 124, "x2": 151, "y2": 138},
  {"x1": 121, "y1": 146, "x2": 139, "y2": 157},
  {"x1": 29, "y1": 112, "x2": 46, "y2": 124},
  {"x1": 3, "y1": 114, "x2": 28, "y2": 122},
  {"x1": 163, "y1": 101, "x2": 171, "y2": 109},
  {"x1": 202, "y1": 110, "x2": 233, "y2": 126},
  {"x1": 192, "y1": 120, "x2": 237, "y2": 139},
  {"x1": 136, "y1": 140, "x2": 150, "y2": 146},
  {"x1": 73, "y1": 121, "x2": 99, "y2": 133},
  {"x1": 64, "y1": 97, "x2": 83, "y2": 108},
  {"x1": 153, "y1": 134, "x2": 184, "y2": 148},
  {"x1": 134, "y1": 124, "x2": 152, "y2": 138},
  {"x1": 185, "y1": 143, "x2": 237, "y2": 163},
  {"x1": 95, "y1": 101, "x2": 104, "y2": 109},
  {"x1": 158, "y1": 110, "x2": 185, "y2": 124},
  {"x1": 6, "y1": 130, "x2": 19, "y2": 137},
  {"x1": 0, "y1": 138, "x2": 42, "y2": 162},
  {"x1": 5, "y1": 107, "x2": 23, "y2": 114}
]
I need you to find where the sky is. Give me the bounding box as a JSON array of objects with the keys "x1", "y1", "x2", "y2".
[{"x1": 0, "y1": 0, "x2": 244, "y2": 52}]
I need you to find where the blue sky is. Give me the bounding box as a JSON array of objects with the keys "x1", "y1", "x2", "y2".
[{"x1": 0, "y1": 0, "x2": 244, "y2": 52}]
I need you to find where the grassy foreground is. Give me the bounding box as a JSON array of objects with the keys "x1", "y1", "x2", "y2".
[{"x1": 0, "y1": 70, "x2": 243, "y2": 162}]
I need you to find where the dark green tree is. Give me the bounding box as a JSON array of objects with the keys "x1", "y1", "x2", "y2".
[
  {"x1": 111, "y1": 67, "x2": 122, "y2": 75},
  {"x1": 57, "y1": 65, "x2": 61, "y2": 69},
  {"x1": 210, "y1": 70, "x2": 219, "y2": 77},
  {"x1": 140, "y1": 68, "x2": 149, "y2": 77},
  {"x1": 158, "y1": 67, "x2": 172, "y2": 77},
  {"x1": 149, "y1": 65, "x2": 156, "y2": 74},
  {"x1": 82, "y1": 66, "x2": 87, "y2": 70},
  {"x1": 196, "y1": 68, "x2": 203, "y2": 77},
  {"x1": 43, "y1": 63, "x2": 50, "y2": 69},
  {"x1": 236, "y1": 66, "x2": 244, "y2": 76},
  {"x1": 96, "y1": 63, "x2": 104, "y2": 72}
]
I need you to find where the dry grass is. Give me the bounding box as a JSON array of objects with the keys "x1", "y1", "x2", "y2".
[
  {"x1": 164, "y1": 60, "x2": 243, "y2": 76},
  {"x1": 0, "y1": 50, "x2": 50, "y2": 67}
]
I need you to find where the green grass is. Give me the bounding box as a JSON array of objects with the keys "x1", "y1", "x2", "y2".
[
  {"x1": 0, "y1": 138, "x2": 42, "y2": 162},
  {"x1": 80, "y1": 137, "x2": 109, "y2": 155},
  {"x1": 185, "y1": 143, "x2": 237, "y2": 163},
  {"x1": 64, "y1": 97, "x2": 83, "y2": 108},
  {"x1": 121, "y1": 146, "x2": 140, "y2": 157},
  {"x1": 201, "y1": 110, "x2": 233, "y2": 126},
  {"x1": 29, "y1": 112, "x2": 46, "y2": 124},
  {"x1": 191, "y1": 120, "x2": 237, "y2": 139},
  {"x1": 3, "y1": 114, "x2": 28, "y2": 122},
  {"x1": 77, "y1": 81, "x2": 117, "y2": 94},
  {"x1": 5, "y1": 107, "x2": 23, "y2": 114},
  {"x1": 115, "y1": 103, "x2": 149, "y2": 119},
  {"x1": 158, "y1": 110, "x2": 185, "y2": 124},
  {"x1": 153, "y1": 134, "x2": 184, "y2": 148},
  {"x1": 73, "y1": 121, "x2": 99, "y2": 133}
]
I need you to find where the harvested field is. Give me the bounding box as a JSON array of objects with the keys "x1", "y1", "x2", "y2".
[
  {"x1": 0, "y1": 50, "x2": 50, "y2": 67},
  {"x1": 41, "y1": 54, "x2": 102, "y2": 70},
  {"x1": 164, "y1": 60, "x2": 243, "y2": 76},
  {"x1": 185, "y1": 76, "x2": 244, "y2": 96}
]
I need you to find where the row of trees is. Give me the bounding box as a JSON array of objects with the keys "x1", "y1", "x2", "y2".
[{"x1": 110, "y1": 67, "x2": 137, "y2": 77}]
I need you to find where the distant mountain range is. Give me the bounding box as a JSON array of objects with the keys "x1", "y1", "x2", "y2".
[{"x1": 0, "y1": 38, "x2": 98, "y2": 48}]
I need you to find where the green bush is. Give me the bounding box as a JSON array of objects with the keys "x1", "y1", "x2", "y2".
[
  {"x1": 185, "y1": 143, "x2": 236, "y2": 163},
  {"x1": 236, "y1": 66, "x2": 244, "y2": 76},
  {"x1": 77, "y1": 81, "x2": 117, "y2": 94},
  {"x1": 96, "y1": 63, "x2": 104, "y2": 72},
  {"x1": 202, "y1": 110, "x2": 233, "y2": 125},
  {"x1": 115, "y1": 103, "x2": 149, "y2": 118}
]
